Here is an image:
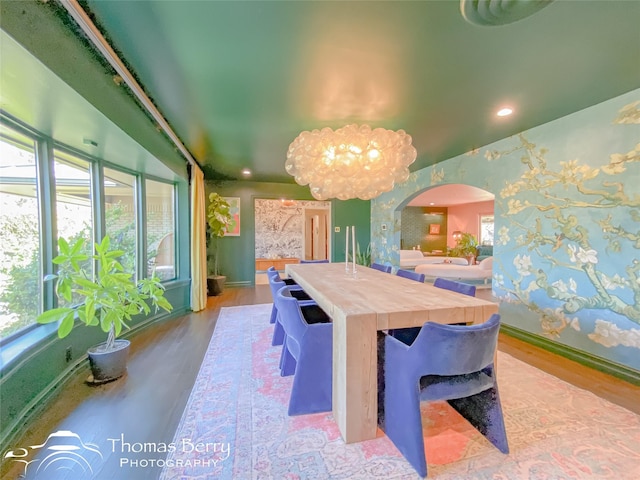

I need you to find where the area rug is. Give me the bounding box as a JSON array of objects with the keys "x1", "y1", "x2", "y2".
[{"x1": 160, "y1": 304, "x2": 640, "y2": 479}]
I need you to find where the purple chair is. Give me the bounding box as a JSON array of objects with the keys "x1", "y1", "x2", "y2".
[
  {"x1": 433, "y1": 277, "x2": 476, "y2": 297},
  {"x1": 379, "y1": 314, "x2": 508, "y2": 477},
  {"x1": 275, "y1": 286, "x2": 332, "y2": 415},
  {"x1": 267, "y1": 272, "x2": 312, "y2": 347},
  {"x1": 392, "y1": 276, "x2": 476, "y2": 345},
  {"x1": 396, "y1": 269, "x2": 426, "y2": 283},
  {"x1": 371, "y1": 262, "x2": 392, "y2": 273}
]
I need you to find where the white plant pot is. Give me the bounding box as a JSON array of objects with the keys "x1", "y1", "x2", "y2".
[{"x1": 87, "y1": 339, "x2": 130, "y2": 384}]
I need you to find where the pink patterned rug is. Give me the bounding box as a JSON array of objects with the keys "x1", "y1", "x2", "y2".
[{"x1": 160, "y1": 304, "x2": 640, "y2": 479}]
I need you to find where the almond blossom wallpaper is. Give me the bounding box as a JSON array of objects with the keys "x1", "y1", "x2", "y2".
[{"x1": 371, "y1": 90, "x2": 640, "y2": 372}]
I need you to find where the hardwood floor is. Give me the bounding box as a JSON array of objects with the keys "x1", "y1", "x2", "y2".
[{"x1": 2, "y1": 285, "x2": 638, "y2": 479}]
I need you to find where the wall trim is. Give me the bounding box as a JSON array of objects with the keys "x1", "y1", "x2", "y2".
[
  {"x1": 500, "y1": 324, "x2": 640, "y2": 386},
  {"x1": 0, "y1": 306, "x2": 189, "y2": 451}
]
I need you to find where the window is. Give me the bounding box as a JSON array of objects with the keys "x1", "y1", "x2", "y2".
[
  {"x1": 104, "y1": 168, "x2": 138, "y2": 278},
  {"x1": 146, "y1": 179, "x2": 175, "y2": 281},
  {"x1": 0, "y1": 125, "x2": 41, "y2": 339},
  {"x1": 54, "y1": 149, "x2": 94, "y2": 306},
  {"x1": 479, "y1": 215, "x2": 494, "y2": 246}
]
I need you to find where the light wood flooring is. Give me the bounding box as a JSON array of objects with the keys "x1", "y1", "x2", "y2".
[{"x1": 2, "y1": 285, "x2": 638, "y2": 479}]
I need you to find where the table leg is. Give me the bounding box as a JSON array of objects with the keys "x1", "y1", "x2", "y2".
[{"x1": 332, "y1": 310, "x2": 378, "y2": 443}]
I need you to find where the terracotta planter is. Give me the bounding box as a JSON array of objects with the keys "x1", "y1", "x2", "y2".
[{"x1": 87, "y1": 339, "x2": 130, "y2": 384}]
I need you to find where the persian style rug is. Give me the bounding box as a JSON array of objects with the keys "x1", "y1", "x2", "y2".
[{"x1": 160, "y1": 304, "x2": 640, "y2": 479}]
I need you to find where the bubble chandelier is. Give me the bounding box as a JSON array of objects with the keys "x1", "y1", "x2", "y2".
[{"x1": 285, "y1": 124, "x2": 417, "y2": 201}]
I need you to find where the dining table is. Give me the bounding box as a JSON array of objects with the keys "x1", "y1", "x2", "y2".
[{"x1": 285, "y1": 261, "x2": 499, "y2": 444}]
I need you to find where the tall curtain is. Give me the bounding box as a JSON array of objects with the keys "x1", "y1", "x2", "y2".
[{"x1": 190, "y1": 164, "x2": 207, "y2": 311}]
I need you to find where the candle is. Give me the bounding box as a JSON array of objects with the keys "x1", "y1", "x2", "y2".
[
  {"x1": 345, "y1": 226, "x2": 349, "y2": 270},
  {"x1": 352, "y1": 225, "x2": 356, "y2": 272}
]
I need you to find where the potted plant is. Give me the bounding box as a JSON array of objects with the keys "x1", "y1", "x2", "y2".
[
  {"x1": 452, "y1": 232, "x2": 479, "y2": 265},
  {"x1": 36, "y1": 236, "x2": 173, "y2": 383},
  {"x1": 206, "y1": 192, "x2": 234, "y2": 295}
]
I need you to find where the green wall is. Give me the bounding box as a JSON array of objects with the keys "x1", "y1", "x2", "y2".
[{"x1": 206, "y1": 181, "x2": 371, "y2": 284}]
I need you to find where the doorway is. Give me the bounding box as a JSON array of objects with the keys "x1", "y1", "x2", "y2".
[{"x1": 303, "y1": 208, "x2": 330, "y2": 261}]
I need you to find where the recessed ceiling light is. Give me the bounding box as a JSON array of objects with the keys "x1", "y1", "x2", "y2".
[
  {"x1": 241, "y1": 168, "x2": 252, "y2": 176},
  {"x1": 497, "y1": 107, "x2": 513, "y2": 117}
]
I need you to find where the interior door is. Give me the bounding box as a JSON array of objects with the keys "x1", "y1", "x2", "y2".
[{"x1": 304, "y1": 208, "x2": 329, "y2": 260}]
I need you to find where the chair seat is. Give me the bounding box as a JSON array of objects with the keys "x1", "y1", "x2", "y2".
[{"x1": 300, "y1": 304, "x2": 331, "y2": 324}]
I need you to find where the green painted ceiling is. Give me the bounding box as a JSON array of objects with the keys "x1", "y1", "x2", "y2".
[{"x1": 3, "y1": 1, "x2": 640, "y2": 184}]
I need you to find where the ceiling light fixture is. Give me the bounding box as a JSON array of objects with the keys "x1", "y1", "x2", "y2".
[
  {"x1": 497, "y1": 107, "x2": 514, "y2": 117},
  {"x1": 241, "y1": 168, "x2": 252, "y2": 176},
  {"x1": 285, "y1": 124, "x2": 417, "y2": 200}
]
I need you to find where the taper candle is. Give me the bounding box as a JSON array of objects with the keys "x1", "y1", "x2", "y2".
[
  {"x1": 352, "y1": 225, "x2": 356, "y2": 272},
  {"x1": 345, "y1": 226, "x2": 350, "y2": 270}
]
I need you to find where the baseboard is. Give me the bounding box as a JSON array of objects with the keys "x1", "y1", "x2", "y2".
[
  {"x1": 500, "y1": 323, "x2": 640, "y2": 386},
  {"x1": 0, "y1": 308, "x2": 189, "y2": 451},
  {"x1": 226, "y1": 280, "x2": 253, "y2": 287}
]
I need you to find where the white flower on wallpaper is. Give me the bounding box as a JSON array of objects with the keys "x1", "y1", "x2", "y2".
[
  {"x1": 589, "y1": 319, "x2": 640, "y2": 348},
  {"x1": 567, "y1": 244, "x2": 598, "y2": 265},
  {"x1": 497, "y1": 226, "x2": 510, "y2": 245},
  {"x1": 603, "y1": 143, "x2": 640, "y2": 175},
  {"x1": 600, "y1": 273, "x2": 628, "y2": 290},
  {"x1": 430, "y1": 167, "x2": 445, "y2": 185},
  {"x1": 613, "y1": 101, "x2": 640, "y2": 124},
  {"x1": 500, "y1": 182, "x2": 520, "y2": 198},
  {"x1": 513, "y1": 254, "x2": 533, "y2": 276},
  {"x1": 552, "y1": 278, "x2": 577, "y2": 294}
]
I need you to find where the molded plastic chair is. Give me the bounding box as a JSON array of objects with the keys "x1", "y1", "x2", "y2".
[
  {"x1": 396, "y1": 269, "x2": 426, "y2": 283},
  {"x1": 371, "y1": 262, "x2": 392, "y2": 273},
  {"x1": 433, "y1": 277, "x2": 476, "y2": 297},
  {"x1": 275, "y1": 286, "x2": 333, "y2": 415},
  {"x1": 379, "y1": 314, "x2": 508, "y2": 478},
  {"x1": 300, "y1": 259, "x2": 329, "y2": 263}
]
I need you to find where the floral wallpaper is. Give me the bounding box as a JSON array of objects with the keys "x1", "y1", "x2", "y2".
[
  {"x1": 254, "y1": 199, "x2": 330, "y2": 259},
  {"x1": 371, "y1": 90, "x2": 640, "y2": 371}
]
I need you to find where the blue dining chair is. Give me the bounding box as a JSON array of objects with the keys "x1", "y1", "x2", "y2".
[
  {"x1": 267, "y1": 273, "x2": 313, "y2": 347},
  {"x1": 275, "y1": 286, "x2": 333, "y2": 415},
  {"x1": 371, "y1": 262, "x2": 392, "y2": 273},
  {"x1": 396, "y1": 269, "x2": 426, "y2": 283},
  {"x1": 379, "y1": 314, "x2": 508, "y2": 478},
  {"x1": 392, "y1": 276, "x2": 476, "y2": 345},
  {"x1": 433, "y1": 277, "x2": 476, "y2": 297},
  {"x1": 267, "y1": 266, "x2": 297, "y2": 285}
]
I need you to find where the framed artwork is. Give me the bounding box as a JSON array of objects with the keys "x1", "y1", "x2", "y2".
[
  {"x1": 224, "y1": 197, "x2": 241, "y2": 236},
  {"x1": 429, "y1": 224, "x2": 440, "y2": 235}
]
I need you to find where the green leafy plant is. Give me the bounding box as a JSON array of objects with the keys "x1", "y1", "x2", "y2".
[
  {"x1": 206, "y1": 193, "x2": 233, "y2": 276},
  {"x1": 452, "y1": 232, "x2": 479, "y2": 258},
  {"x1": 36, "y1": 236, "x2": 173, "y2": 351},
  {"x1": 349, "y1": 242, "x2": 372, "y2": 267}
]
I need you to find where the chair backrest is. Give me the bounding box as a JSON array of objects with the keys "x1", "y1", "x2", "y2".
[
  {"x1": 268, "y1": 272, "x2": 286, "y2": 300},
  {"x1": 433, "y1": 277, "x2": 476, "y2": 297},
  {"x1": 396, "y1": 269, "x2": 425, "y2": 283},
  {"x1": 371, "y1": 262, "x2": 392, "y2": 273},
  {"x1": 274, "y1": 286, "x2": 309, "y2": 358},
  {"x1": 300, "y1": 259, "x2": 329, "y2": 264},
  {"x1": 409, "y1": 314, "x2": 501, "y2": 377}
]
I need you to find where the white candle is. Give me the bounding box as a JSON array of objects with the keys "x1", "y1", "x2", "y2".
[
  {"x1": 352, "y1": 225, "x2": 356, "y2": 271},
  {"x1": 345, "y1": 226, "x2": 350, "y2": 269}
]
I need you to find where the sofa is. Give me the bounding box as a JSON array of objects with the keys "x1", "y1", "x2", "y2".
[
  {"x1": 399, "y1": 250, "x2": 468, "y2": 269},
  {"x1": 415, "y1": 256, "x2": 493, "y2": 284},
  {"x1": 476, "y1": 245, "x2": 493, "y2": 262}
]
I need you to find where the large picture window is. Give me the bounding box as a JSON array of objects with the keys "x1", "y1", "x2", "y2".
[
  {"x1": 104, "y1": 167, "x2": 138, "y2": 278},
  {"x1": 0, "y1": 125, "x2": 41, "y2": 339},
  {"x1": 146, "y1": 179, "x2": 175, "y2": 281}
]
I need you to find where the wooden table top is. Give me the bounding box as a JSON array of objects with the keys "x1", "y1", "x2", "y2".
[{"x1": 286, "y1": 262, "x2": 498, "y2": 329}]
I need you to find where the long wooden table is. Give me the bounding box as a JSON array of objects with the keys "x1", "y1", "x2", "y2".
[{"x1": 285, "y1": 262, "x2": 499, "y2": 444}]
